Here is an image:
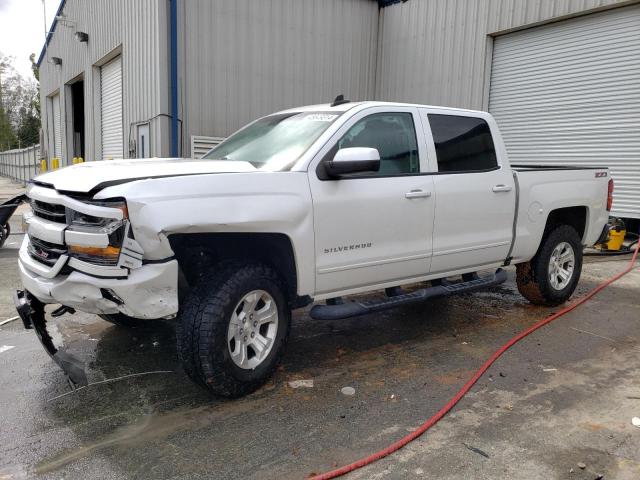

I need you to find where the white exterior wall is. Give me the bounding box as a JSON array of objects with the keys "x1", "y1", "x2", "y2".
[
  {"x1": 39, "y1": 0, "x2": 170, "y2": 164},
  {"x1": 180, "y1": 0, "x2": 380, "y2": 144},
  {"x1": 376, "y1": 0, "x2": 632, "y2": 109}
]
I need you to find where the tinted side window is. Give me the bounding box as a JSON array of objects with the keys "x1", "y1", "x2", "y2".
[
  {"x1": 337, "y1": 112, "x2": 420, "y2": 175},
  {"x1": 428, "y1": 114, "x2": 498, "y2": 173}
]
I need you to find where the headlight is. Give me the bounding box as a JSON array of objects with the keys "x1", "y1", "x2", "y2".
[
  {"x1": 66, "y1": 199, "x2": 129, "y2": 266},
  {"x1": 66, "y1": 199, "x2": 128, "y2": 231}
]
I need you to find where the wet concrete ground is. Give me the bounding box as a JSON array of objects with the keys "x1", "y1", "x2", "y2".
[{"x1": 0, "y1": 229, "x2": 639, "y2": 479}]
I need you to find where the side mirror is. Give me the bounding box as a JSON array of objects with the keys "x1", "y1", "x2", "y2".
[{"x1": 325, "y1": 147, "x2": 380, "y2": 178}]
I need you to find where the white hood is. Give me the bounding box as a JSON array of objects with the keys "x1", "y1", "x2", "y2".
[{"x1": 33, "y1": 158, "x2": 258, "y2": 193}]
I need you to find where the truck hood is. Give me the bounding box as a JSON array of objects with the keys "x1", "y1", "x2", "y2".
[{"x1": 32, "y1": 158, "x2": 259, "y2": 193}]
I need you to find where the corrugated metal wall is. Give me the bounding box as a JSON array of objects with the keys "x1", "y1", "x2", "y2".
[
  {"x1": 180, "y1": 0, "x2": 380, "y2": 144},
  {"x1": 39, "y1": 0, "x2": 170, "y2": 164},
  {"x1": 375, "y1": 0, "x2": 630, "y2": 109},
  {"x1": 489, "y1": 4, "x2": 640, "y2": 218}
]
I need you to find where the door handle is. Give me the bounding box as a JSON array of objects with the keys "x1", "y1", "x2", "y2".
[
  {"x1": 405, "y1": 189, "x2": 432, "y2": 199},
  {"x1": 492, "y1": 184, "x2": 513, "y2": 193}
]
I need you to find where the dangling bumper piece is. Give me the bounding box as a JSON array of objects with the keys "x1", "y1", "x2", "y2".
[{"x1": 13, "y1": 289, "x2": 88, "y2": 387}]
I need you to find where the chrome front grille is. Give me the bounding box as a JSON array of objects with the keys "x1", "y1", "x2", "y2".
[
  {"x1": 27, "y1": 237, "x2": 68, "y2": 266},
  {"x1": 30, "y1": 200, "x2": 66, "y2": 223}
]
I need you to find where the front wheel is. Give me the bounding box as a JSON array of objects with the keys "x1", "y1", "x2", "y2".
[
  {"x1": 516, "y1": 225, "x2": 583, "y2": 306},
  {"x1": 177, "y1": 262, "x2": 290, "y2": 397}
]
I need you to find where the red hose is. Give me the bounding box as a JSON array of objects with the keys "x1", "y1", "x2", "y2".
[{"x1": 310, "y1": 242, "x2": 640, "y2": 480}]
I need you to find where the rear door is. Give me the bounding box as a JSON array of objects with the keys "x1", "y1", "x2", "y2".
[
  {"x1": 420, "y1": 110, "x2": 516, "y2": 274},
  {"x1": 309, "y1": 106, "x2": 435, "y2": 295}
]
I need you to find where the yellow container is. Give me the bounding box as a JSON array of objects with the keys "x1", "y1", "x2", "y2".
[
  {"x1": 606, "y1": 228, "x2": 625, "y2": 251},
  {"x1": 40, "y1": 159, "x2": 47, "y2": 172},
  {"x1": 52, "y1": 158, "x2": 60, "y2": 170}
]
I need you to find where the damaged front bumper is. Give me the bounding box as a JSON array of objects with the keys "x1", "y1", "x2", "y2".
[
  {"x1": 14, "y1": 289, "x2": 88, "y2": 387},
  {"x1": 18, "y1": 251, "x2": 179, "y2": 319}
]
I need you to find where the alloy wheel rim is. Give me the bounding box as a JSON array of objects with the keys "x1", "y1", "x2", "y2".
[
  {"x1": 548, "y1": 242, "x2": 575, "y2": 290},
  {"x1": 227, "y1": 289, "x2": 279, "y2": 370}
]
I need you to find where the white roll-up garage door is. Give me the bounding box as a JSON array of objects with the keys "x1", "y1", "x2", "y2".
[
  {"x1": 51, "y1": 94, "x2": 62, "y2": 159},
  {"x1": 101, "y1": 56, "x2": 123, "y2": 160},
  {"x1": 489, "y1": 5, "x2": 640, "y2": 219}
]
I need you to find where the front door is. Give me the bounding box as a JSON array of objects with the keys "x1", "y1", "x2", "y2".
[
  {"x1": 420, "y1": 110, "x2": 516, "y2": 274},
  {"x1": 309, "y1": 107, "x2": 436, "y2": 296}
]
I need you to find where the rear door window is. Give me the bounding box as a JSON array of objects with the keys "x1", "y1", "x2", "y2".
[{"x1": 428, "y1": 114, "x2": 498, "y2": 173}]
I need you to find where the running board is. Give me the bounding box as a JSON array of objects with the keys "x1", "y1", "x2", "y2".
[{"x1": 310, "y1": 269, "x2": 507, "y2": 320}]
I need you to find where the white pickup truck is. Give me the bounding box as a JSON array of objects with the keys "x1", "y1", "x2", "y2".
[{"x1": 14, "y1": 100, "x2": 612, "y2": 396}]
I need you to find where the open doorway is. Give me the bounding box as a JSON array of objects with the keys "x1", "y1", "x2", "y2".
[{"x1": 70, "y1": 79, "x2": 85, "y2": 160}]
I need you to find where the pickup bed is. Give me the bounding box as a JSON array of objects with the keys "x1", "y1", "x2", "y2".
[{"x1": 15, "y1": 100, "x2": 612, "y2": 396}]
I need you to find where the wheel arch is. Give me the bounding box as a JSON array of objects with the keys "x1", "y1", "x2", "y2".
[
  {"x1": 168, "y1": 232, "x2": 307, "y2": 307},
  {"x1": 543, "y1": 206, "x2": 588, "y2": 243}
]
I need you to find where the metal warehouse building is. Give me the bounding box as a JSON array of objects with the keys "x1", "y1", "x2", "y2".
[{"x1": 38, "y1": 0, "x2": 640, "y2": 218}]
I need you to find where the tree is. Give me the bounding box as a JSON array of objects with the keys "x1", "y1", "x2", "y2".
[
  {"x1": 30, "y1": 53, "x2": 40, "y2": 82},
  {"x1": 0, "y1": 106, "x2": 16, "y2": 151},
  {"x1": 0, "y1": 52, "x2": 40, "y2": 150}
]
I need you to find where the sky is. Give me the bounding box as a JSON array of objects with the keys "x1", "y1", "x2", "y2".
[{"x1": 0, "y1": 0, "x2": 60, "y2": 80}]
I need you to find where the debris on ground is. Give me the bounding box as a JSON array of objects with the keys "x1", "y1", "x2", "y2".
[
  {"x1": 0, "y1": 345, "x2": 15, "y2": 353},
  {"x1": 0, "y1": 316, "x2": 19, "y2": 327},
  {"x1": 631, "y1": 417, "x2": 640, "y2": 427},
  {"x1": 340, "y1": 386, "x2": 355, "y2": 396},
  {"x1": 462, "y1": 442, "x2": 490, "y2": 458},
  {"x1": 577, "y1": 462, "x2": 586, "y2": 469},
  {"x1": 288, "y1": 379, "x2": 314, "y2": 389}
]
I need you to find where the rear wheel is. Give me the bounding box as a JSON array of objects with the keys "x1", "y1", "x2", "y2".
[
  {"x1": 177, "y1": 262, "x2": 290, "y2": 397},
  {"x1": 516, "y1": 225, "x2": 583, "y2": 306}
]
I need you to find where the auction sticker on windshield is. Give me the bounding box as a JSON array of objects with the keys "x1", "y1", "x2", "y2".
[{"x1": 305, "y1": 113, "x2": 338, "y2": 122}]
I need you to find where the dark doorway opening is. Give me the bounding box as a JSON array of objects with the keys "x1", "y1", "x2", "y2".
[{"x1": 70, "y1": 80, "x2": 85, "y2": 160}]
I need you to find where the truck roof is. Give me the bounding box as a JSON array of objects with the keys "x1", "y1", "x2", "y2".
[{"x1": 277, "y1": 100, "x2": 489, "y2": 116}]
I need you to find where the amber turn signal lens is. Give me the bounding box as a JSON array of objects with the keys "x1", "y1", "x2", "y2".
[
  {"x1": 117, "y1": 205, "x2": 129, "y2": 219},
  {"x1": 69, "y1": 245, "x2": 121, "y2": 258}
]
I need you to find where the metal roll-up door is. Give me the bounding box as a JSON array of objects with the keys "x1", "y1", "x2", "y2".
[
  {"x1": 489, "y1": 5, "x2": 640, "y2": 219},
  {"x1": 101, "y1": 56, "x2": 124, "y2": 160},
  {"x1": 51, "y1": 94, "x2": 62, "y2": 159}
]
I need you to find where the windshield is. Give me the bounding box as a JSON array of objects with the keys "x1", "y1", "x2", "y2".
[{"x1": 202, "y1": 112, "x2": 340, "y2": 170}]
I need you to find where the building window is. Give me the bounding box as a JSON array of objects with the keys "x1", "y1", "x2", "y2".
[{"x1": 428, "y1": 114, "x2": 498, "y2": 173}]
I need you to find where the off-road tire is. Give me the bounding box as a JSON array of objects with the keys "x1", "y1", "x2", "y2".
[
  {"x1": 99, "y1": 313, "x2": 149, "y2": 328},
  {"x1": 177, "y1": 262, "x2": 290, "y2": 397},
  {"x1": 516, "y1": 225, "x2": 583, "y2": 306}
]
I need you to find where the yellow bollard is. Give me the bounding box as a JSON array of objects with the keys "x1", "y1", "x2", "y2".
[
  {"x1": 77, "y1": 157, "x2": 84, "y2": 163},
  {"x1": 40, "y1": 159, "x2": 48, "y2": 172},
  {"x1": 52, "y1": 158, "x2": 60, "y2": 170},
  {"x1": 72, "y1": 157, "x2": 77, "y2": 164}
]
